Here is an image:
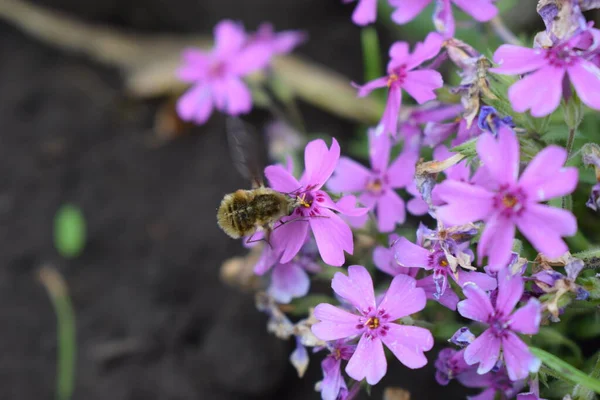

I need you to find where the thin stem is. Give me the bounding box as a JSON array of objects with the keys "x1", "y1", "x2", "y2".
[
  {"x1": 566, "y1": 127, "x2": 576, "y2": 157},
  {"x1": 489, "y1": 16, "x2": 522, "y2": 46}
]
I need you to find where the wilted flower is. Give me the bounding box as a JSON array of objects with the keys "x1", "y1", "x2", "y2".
[
  {"x1": 458, "y1": 272, "x2": 542, "y2": 381},
  {"x1": 582, "y1": 143, "x2": 600, "y2": 211},
  {"x1": 477, "y1": 106, "x2": 515, "y2": 134},
  {"x1": 389, "y1": 0, "x2": 498, "y2": 38},
  {"x1": 176, "y1": 20, "x2": 272, "y2": 124},
  {"x1": 355, "y1": 32, "x2": 444, "y2": 137},
  {"x1": 327, "y1": 130, "x2": 418, "y2": 232},
  {"x1": 436, "y1": 127, "x2": 578, "y2": 270},
  {"x1": 312, "y1": 266, "x2": 434, "y2": 384}
]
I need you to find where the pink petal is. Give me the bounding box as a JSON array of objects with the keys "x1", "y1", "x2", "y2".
[
  {"x1": 177, "y1": 49, "x2": 211, "y2": 82},
  {"x1": 490, "y1": 45, "x2": 548, "y2": 75},
  {"x1": 321, "y1": 357, "x2": 344, "y2": 400},
  {"x1": 374, "y1": 246, "x2": 416, "y2": 277},
  {"x1": 378, "y1": 85, "x2": 403, "y2": 137},
  {"x1": 456, "y1": 271, "x2": 497, "y2": 292},
  {"x1": 230, "y1": 43, "x2": 273, "y2": 76},
  {"x1": 496, "y1": 273, "x2": 524, "y2": 316},
  {"x1": 310, "y1": 208, "x2": 353, "y2": 266},
  {"x1": 387, "y1": 147, "x2": 418, "y2": 188},
  {"x1": 393, "y1": 237, "x2": 431, "y2": 269},
  {"x1": 568, "y1": 60, "x2": 600, "y2": 110},
  {"x1": 223, "y1": 78, "x2": 252, "y2": 115},
  {"x1": 354, "y1": 76, "x2": 388, "y2": 98},
  {"x1": 272, "y1": 217, "x2": 310, "y2": 263},
  {"x1": 378, "y1": 274, "x2": 427, "y2": 320},
  {"x1": 376, "y1": 190, "x2": 406, "y2": 233},
  {"x1": 477, "y1": 214, "x2": 516, "y2": 270},
  {"x1": 327, "y1": 157, "x2": 371, "y2": 193},
  {"x1": 407, "y1": 196, "x2": 430, "y2": 216},
  {"x1": 508, "y1": 66, "x2": 565, "y2": 117},
  {"x1": 352, "y1": 0, "x2": 377, "y2": 25},
  {"x1": 406, "y1": 32, "x2": 444, "y2": 70},
  {"x1": 332, "y1": 194, "x2": 369, "y2": 217},
  {"x1": 433, "y1": 0, "x2": 455, "y2": 38},
  {"x1": 388, "y1": 42, "x2": 410, "y2": 68},
  {"x1": 502, "y1": 331, "x2": 541, "y2": 381},
  {"x1": 303, "y1": 138, "x2": 340, "y2": 190},
  {"x1": 509, "y1": 298, "x2": 542, "y2": 335},
  {"x1": 519, "y1": 145, "x2": 577, "y2": 202},
  {"x1": 265, "y1": 164, "x2": 301, "y2": 193},
  {"x1": 452, "y1": 0, "x2": 497, "y2": 22},
  {"x1": 390, "y1": 0, "x2": 432, "y2": 24},
  {"x1": 368, "y1": 129, "x2": 391, "y2": 173},
  {"x1": 403, "y1": 70, "x2": 444, "y2": 104},
  {"x1": 476, "y1": 128, "x2": 519, "y2": 187},
  {"x1": 435, "y1": 181, "x2": 495, "y2": 225},
  {"x1": 268, "y1": 263, "x2": 310, "y2": 304},
  {"x1": 457, "y1": 283, "x2": 494, "y2": 323},
  {"x1": 346, "y1": 335, "x2": 387, "y2": 385},
  {"x1": 332, "y1": 265, "x2": 376, "y2": 312},
  {"x1": 214, "y1": 20, "x2": 246, "y2": 59},
  {"x1": 418, "y1": 275, "x2": 459, "y2": 310},
  {"x1": 463, "y1": 329, "x2": 501, "y2": 374},
  {"x1": 381, "y1": 324, "x2": 433, "y2": 368},
  {"x1": 516, "y1": 204, "x2": 577, "y2": 258},
  {"x1": 312, "y1": 304, "x2": 362, "y2": 341},
  {"x1": 176, "y1": 84, "x2": 214, "y2": 124}
]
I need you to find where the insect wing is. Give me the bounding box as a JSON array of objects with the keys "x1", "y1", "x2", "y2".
[{"x1": 226, "y1": 117, "x2": 265, "y2": 188}]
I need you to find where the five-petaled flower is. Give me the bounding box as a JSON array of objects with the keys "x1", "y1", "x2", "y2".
[
  {"x1": 312, "y1": 265, "x2": 434, "y2": 385},
  {"x1": 355, "y1": 32, "x2": 444, "y2": 137},
  {"x1": 436, "y1": 126, "x2": 578, "y2": 270},
  {"x1": 457, "y1": 272, "x2": 542, "y2": 381}
]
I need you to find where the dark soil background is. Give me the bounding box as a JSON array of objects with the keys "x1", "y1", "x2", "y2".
[{"x1": 0, "y1": 1, "x2": 473, "y2": 399}]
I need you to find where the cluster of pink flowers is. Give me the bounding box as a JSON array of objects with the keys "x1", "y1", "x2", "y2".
[{"x1": 176, "y1": 1, "x2": 600, "y2": 399}]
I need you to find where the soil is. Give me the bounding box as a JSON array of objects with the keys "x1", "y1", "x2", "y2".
[{"x1": 0, "y1": 1, "x2": 470, "y2": 399}]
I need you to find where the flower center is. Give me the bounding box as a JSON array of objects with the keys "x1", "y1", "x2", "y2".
[
  {"x1": 545, "y1": 45, "x2": 579, "y2": 68},
  {"x1": 333, "y1": 348, "x2": 341, "y2": 360},
  {"x1": 494, "y1": 187, "x2": 526, "y2": 217},
  {"x1": 356, "y1": 308, "x2": 391, "y2": 338},
  {"x1": 209, "y1": 61, "x2": 226, "y2": 78},
  {"x1": 502, "y1": 194, "x2": 518, "y2": 208},
  {"x1": 297, "y1": 192, "x2": 312, "y2": 208},
  {"x1": 366, "y1": 177, "x2": 385, "y2": 194},
  {"x1": 387, "y1": 66, "x2": 408, "y2": 87},
  {"x1": 366, "y1": 317, "x2": 380, "y2": 329}
]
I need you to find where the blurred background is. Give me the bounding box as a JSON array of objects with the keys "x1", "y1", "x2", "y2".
[{"x1": 0, "y1": 0, "x2": 587, "y2": 399}]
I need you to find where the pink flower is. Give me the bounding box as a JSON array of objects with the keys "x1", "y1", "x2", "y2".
[
  {"x1": 266, "y1": 139, "x2": 366, "y2": 267},
  {"x1": 344, "y1": 0, "x2": 378, "y2": 26},
  {"x1": 491, "y1": 31, "x2": 600, "y2": 116},
  {"x1": 318, "y1": 340, "x2": 355, "y2": 400},
  {"x1": 311, "y1": 265, "x2": 434, "y2": 385},
  {"x1": 327, "y1": 130, "x2": 418, "y2": 232},
  {"x1": 249, "y1": 23, "x2": 306, "y2": 55},
  {"x1": 436, "y1": 126, "x2": 578, "y2": 270},
  {"x1": 389, "y1": 0, "x2": 498, "y2": 38},
  {"x1": 176, "y1": 20, "x2": 272, "y2": 124},
  {"x1": 457, "y1": 272, "x2": 542, "y2": 381},
  {"x1": 355, "y1": 33, "x2": 444, "y2": 137}
]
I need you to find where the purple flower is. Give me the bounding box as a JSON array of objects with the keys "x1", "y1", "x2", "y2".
[
  {"x1": 394, "y1": 237, "x2": 496, "y2": 309},
  {"x1": 436, "y1": 126, "x2": 578, "y2": 270},
  {"x1": 457, "y1": 272, "x2": 542, "y2": 381},
  {"x1": 491, "y1": 31, "x2": 600, "y2": 116},
  {"x1": 249, "y1": 23, "x2": 306, "y2": 55},
  {"x1": 266, "y1": 139, "x2": 366, "y2": 266},
  {"x1": 311, "y1": 266, "x2": 434, "y2": 384},
  {"x1": 434, "y1": 348, "x2": 472, "y2": 385},
  {"x1": 389, "y1": 0, "x2": 498, "y2": 38},
  {"x1": 318, "y1": 340, "x2": 355, "y2": 400},
  {"x1": 176, "y1": 20, "x2": 273, "y2": 124},
  {"x1": 355, "y1": 33, "x2": 444, "y2": 137},
  {"x1": 327, "y1": 130, "x2": 418, "y2": 232},
  {"x1": 343, "y1": 0, "x2": 378, "y2": 26},
  {"x1": 477, "y1": 106, "x2": 515, "y2": 134}
]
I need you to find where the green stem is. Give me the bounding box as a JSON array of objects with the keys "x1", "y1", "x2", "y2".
[
  {"x1": 567, "y1": 127, "x2": 576, "y2": 157},
  {"x1": 489, "y1": 16, "x2": 522, "y2": 46},
  {"x1": 573, "y1": 353, "x2": 600, "y2": 400}
]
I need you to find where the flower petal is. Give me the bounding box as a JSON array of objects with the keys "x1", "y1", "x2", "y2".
[
  {"x1": 378, "y1": 274, "x2": 426, "y2": 320},
  {"x1": 268, "y1": 263, "x2": 310, "y2": 304},
  {"x1": 477, "y1": 214, "x2": 516, "y2": 270},
  {"x1": 387, "y1": 147, "x2": 418, "y2": 188},
  {"x1": 453, "y1": 0, "x2": 497, "y2": 21},
  {"x1": 376, "y1": 191, "x2": 406, "y2": 233},
  {"x1": 213, "y1": 20, "x2": 246, "y2": 59},
  {"x1": 496, "y1": 273, "x2": 524, "y2": 316},
  {"x1": 272, "y1": 217, "x2": 309, "y2": 263},
  {"x1": 476, "y1": 127, "x2": 519, "y2": 187},
  {"x1": 327, "y1": 157, "x2": 371, "y2": 193},
  {"x1": 519, "y1": 145, "x2": 577, "y2": 202},
  {"x1": 368, "y1": 129, "x2": 391, "y2": 174},
  {"x1": 490, "y1": 45, "x2": 547, "y2": 75},
  {"x1": 508, "y1": 66, "x2": 565, "y2": 117},
  {"x1": 516, "y1": 204, "x2": 577, "y2": 259},
  {"x1": 502, "y1": 331, "x2": 541, "y2": 381},
  {"x1": 352, "y1": 0, "x2": 377, "y2": 26},
  {"x1": 463, "y1": 329, "x2": 501, "y2": 374},
  {"x1": 406, "y1": 32, "x2": 444, "y2": 69},
  {"x1": 509, "y1": 298, "x2": 542, "y2": 335},
  {"x1": 381, "y1": 324, "x2": 433, "y2": 369},
  {"x1": 230, "y1": 43, "x2": 273, "y2": 76},
  {"x1": 378, "y1": 85, "x2": 403, "y2": 137},
  {"x1": 403, "y1": 70, "x2": 444, "y2": 104},
  {"x1": 457, "y1": 282, "x2": 494, "y2": 323},
  {"x1": 435, "y1": 181, "x2": 495, "y2": 225},
  {"x1": 345, "y1": 335, "x2": 387, "y2": 385},
  {"x1": 331, "y1": 265, "x2": 376, "y2": 312},
  {"x1": 393, "y1": 237, "x2": 431, "y2": 269},
  {"x1": 390, "y1": 0, "x2": 432, "y2": 24},
  {"x1": 303, "y1": 138, "x2": 340, "y2": 190},
  {"x1": 418, "y1": 275, "x2": 460, "y2": 310},
  {"x1": 354, "y1": 76, "x2": 388, "y2": 97},
  {"x1": 265, "y1": 164, "x2": 301, "y2": 193},
  {"x1": 456, "y1": 271, "x2": 497, "y2": 292},
  {"x1": 176, "y1": 84, "x2": 214, "y2": 124},
  {"x1": 321, "y1": 357, "x2": 344, "y2": 400},
  {"x1": 222, "y1": 77, "x2": 252, "y2": 115},
  {"x1": 312, "y1": 304, "x2": 361, "y2": 341},
  {"x1": 568, "y1": 60, "x2": 600, "y2": 110},
  {"x1": 310, "y1": 208, "x2": 352, "y2": 266},
  {"x1": 177, "y1": 49, "x2": 211, "y2": 82}
]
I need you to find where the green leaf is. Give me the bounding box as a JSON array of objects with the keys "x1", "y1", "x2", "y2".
[
  {"x1": 54, "y1": 204, "x2": 86, "y2": 259},
  {"x1": 530, "y1": 346, "x2": 600, "y2": 395}
]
